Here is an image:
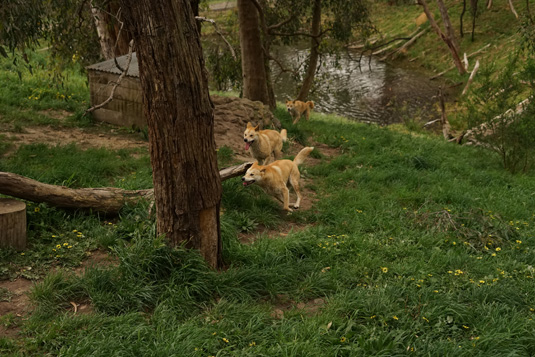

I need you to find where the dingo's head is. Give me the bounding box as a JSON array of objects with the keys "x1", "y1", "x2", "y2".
[
  {"x1": 241, "y1": 162, "x2": 265, "y2": 186},
  {"x1": 243, "y1": 122, "x2": 260, "y2": 150},
  {"x1": 285, "y1": 100, "x2": 296, "y2": 113}
]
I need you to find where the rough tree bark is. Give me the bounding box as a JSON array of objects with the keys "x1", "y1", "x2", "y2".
[
  {"x1": 237, "y1": 0, "x2": 273, "y2": 108},
  {"x1": 0, "y1": 163, "x2": 251, "y2": 215},
  {"x1": 437, "y1": 0, "x2": 460, "y2": 53},
  {"x1": 119, "y1": 0, "x2": 223, "y2": 268},
  {"x1": 91, "y1": 5, "x2": 115, "y2": 59},
  {"x1": 0, "y1": 198, "x2": 26, "y2": 251},
  {"x1": 90, "y1": 0, "x2": 132, "y2": 60},
  {"x1": 296, "y1": 0, "x2": 321, "y2": 101},
  {"x1": 418, "y1": 0, "x2": 467, "y2": 75}
]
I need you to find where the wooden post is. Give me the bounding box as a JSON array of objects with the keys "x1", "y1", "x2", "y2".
[{"x1": 0, "y1": 198, "x2": 27, "y2": 251}]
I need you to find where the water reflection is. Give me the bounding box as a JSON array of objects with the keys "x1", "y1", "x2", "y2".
[{"x1": 272, "y1": 47, "x2": 449, "y2": 125}]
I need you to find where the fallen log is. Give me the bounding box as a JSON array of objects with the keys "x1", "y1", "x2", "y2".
[
  {"x1": 457, "y1": 98, "x2": 530, "y2": 145},
  {"x1": 0, "y1": 162, "x2": 253, "y2": 214},
  {"x1": 430, "y1": 43, "x2": 490, "y2": 80},
  {"x1": 384, "y1": 28, "x2": 428, "y2": 60}
]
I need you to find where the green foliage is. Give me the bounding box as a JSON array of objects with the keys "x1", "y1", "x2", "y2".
[
  {"x1": 202, "y1": 13, "x2": 242, "y2": 93},
  {"x1": 0, "y1": 0, "x2": 101, "y2": 74},
  {"x1": 462, "y1": 53, "x2": 535, "y2": 173}
]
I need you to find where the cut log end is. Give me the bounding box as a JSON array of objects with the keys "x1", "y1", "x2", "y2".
[{"x1": 0, "y1": 198, "x2": 27, "y2": 251}]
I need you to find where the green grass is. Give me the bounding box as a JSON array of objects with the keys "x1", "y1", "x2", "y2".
[
  {"x1": 1, "y1": 106, "x2": 534, "y2": 356},
  {"x1": 0, "y1": 48, "x2": 91, "y2": 130},
  {"x1": 1, "y1": 11, "x2": 535, "y2": 353}
]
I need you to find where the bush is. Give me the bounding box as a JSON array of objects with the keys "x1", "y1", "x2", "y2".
[{"x1": 463, "y1": 53, "x2": 535, "y2": 173}]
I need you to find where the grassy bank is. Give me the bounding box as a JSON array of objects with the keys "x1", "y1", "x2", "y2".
[
  {"x1": 2, "y1": 104, "x2": 535, "y2": 355},
  {"x1": 370, "y1": 1, "x2": 529, "y2": 80},
  {"x1": 1, "y1": 11, "x2": 535, "y2": 354}
]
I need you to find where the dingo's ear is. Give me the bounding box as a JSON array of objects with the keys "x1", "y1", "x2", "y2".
[
  {"x1": 260, "y1": 168, "x2": 266, "y2": 173},
  {"x1": 254, "y1": 125, "x2": 260, "y2": 131},
  {"x1": 246, "y1": 122, "x2": 253, "y2": 128}
]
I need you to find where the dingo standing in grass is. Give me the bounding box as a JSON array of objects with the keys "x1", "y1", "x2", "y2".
[
  {"x1": 242, "y1": 147, "x2": 314, "y2": 211},
  {"x1": 243, "y1": 122, "x2": 287, "y2": 165},
  {"x1": 286, "y1": 100, "x2": 314, "y2": 125}
]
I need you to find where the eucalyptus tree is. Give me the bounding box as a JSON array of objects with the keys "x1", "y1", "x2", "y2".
[
  {"x1": 2, "y1": 0, "x2": 224, "y2": 268},
  {"x1": 0, "y1": 0, "x2": 130, "y2": 70},
  {"x1": 237, "y1": 0, "x2": 373, "y2": 105}
]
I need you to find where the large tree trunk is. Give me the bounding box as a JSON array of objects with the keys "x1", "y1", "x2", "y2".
[
  {"x1": 119, "y1": 0, "x2": 223, "y2": 268},
  {"x1": 237, "y1": 0, "x2": 272, "y2": 108},
  {"x1": 297, "y1": 0, "x2": 321, "y2": 101},
  {"x1": 0, "y1": 199, "x2": 26, "y2": 251},
  {"x1": 418, "y1": 0, "x2": 467, "y2": 75}
]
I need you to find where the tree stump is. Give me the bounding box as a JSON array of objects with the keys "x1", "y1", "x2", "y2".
[{"x1": 0, "y1": 198, "x2": 27, "y2": 251}]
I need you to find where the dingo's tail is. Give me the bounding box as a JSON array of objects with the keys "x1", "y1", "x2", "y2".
[
  {"x1": 307, "y1": 101, "x2": 315, "y2": 109},
  {"x1": 281, "y1": 129, "x2": 288, "y2": 142},
  {"x1": 293, "y1": 147, "x2": 314, "y2": 166}
]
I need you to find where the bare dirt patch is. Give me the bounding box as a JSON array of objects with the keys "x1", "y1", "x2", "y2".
[
  {"x1": 74, "y1": 249, "x2": 119, "y2": 276},
  {"x1": 2, "y1": 124, "x2": 149, "y2": 155},
  {"x1": 270, "y1": 294, "x2": 326, "y2": 319},
  {"x1": 0, "y1": 278, "x2": 33, "y2": 338}
]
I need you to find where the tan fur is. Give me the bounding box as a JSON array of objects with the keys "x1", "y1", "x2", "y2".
[
  {"x1": 242, "y1": 147, "x2": 314, "y2": 211},
  {"x1": 286, "y1": 100, "x2": 315, "y2": 125},
  {"x1": 243, "y1": 122, "x2": 287, "y2": 165}
]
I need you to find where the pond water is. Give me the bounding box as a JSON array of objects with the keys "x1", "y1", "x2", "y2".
[{"x1": 271, "y1": 46, "x2": 454, "y2": 125}]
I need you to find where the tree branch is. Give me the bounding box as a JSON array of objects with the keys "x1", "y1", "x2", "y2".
[
  {"x1": 267, "y1": 15, "x2": 295, "y2": 32},
  {"x1": 85, "y1": 39, "x2": 134, "y2": 115},
  {"x1": 196, "y1": 16, "x2": 237, "y2": 60}
]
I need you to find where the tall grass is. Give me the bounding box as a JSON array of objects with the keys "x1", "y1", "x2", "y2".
[
  {"x1": 0, "y1": 48, "x2": 90, "y2": 129},
  {"x1": 1, "y1": 106, "x2": 533, "y2": 356}
]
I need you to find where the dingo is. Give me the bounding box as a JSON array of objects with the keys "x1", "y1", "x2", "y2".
[
  {"x1": 286, "y1": 100, "x2": 314, "y2": 125},
  {"x1": 242, "y1": 147, "x2": 314, "y2": 211},
  {"x1": 243, "y1": 122, "x2": 287, "y2": 165}
]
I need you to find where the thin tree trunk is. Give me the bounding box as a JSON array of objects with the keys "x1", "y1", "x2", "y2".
[
  {"x1": 119, "y1": 0, "x2": 223, "y2": 268},
  {"x1": 430, "y1": 43, "x2": 489, "y2": 79},
  {"x1": 437, "y1": 0, "x2": 460, "y2": 54},
  {"x1": 470, "y1": 0, "x2": 478, "y2": 42},
  {"x1": 297, "y1": 0, "x2": 321, "y2": 101},
  {"x1": 237, "y1": 0, "x2": 271, "y2": 107},
  {"x1": 460, "y1": 0, "x2": 466, "y2": 38},
  {"x1": 418, "y1": 0, "x2": 467, "y2": 75},
  {"x1": 90, "y1": 5, "x2": 115, "y2": 59}
]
